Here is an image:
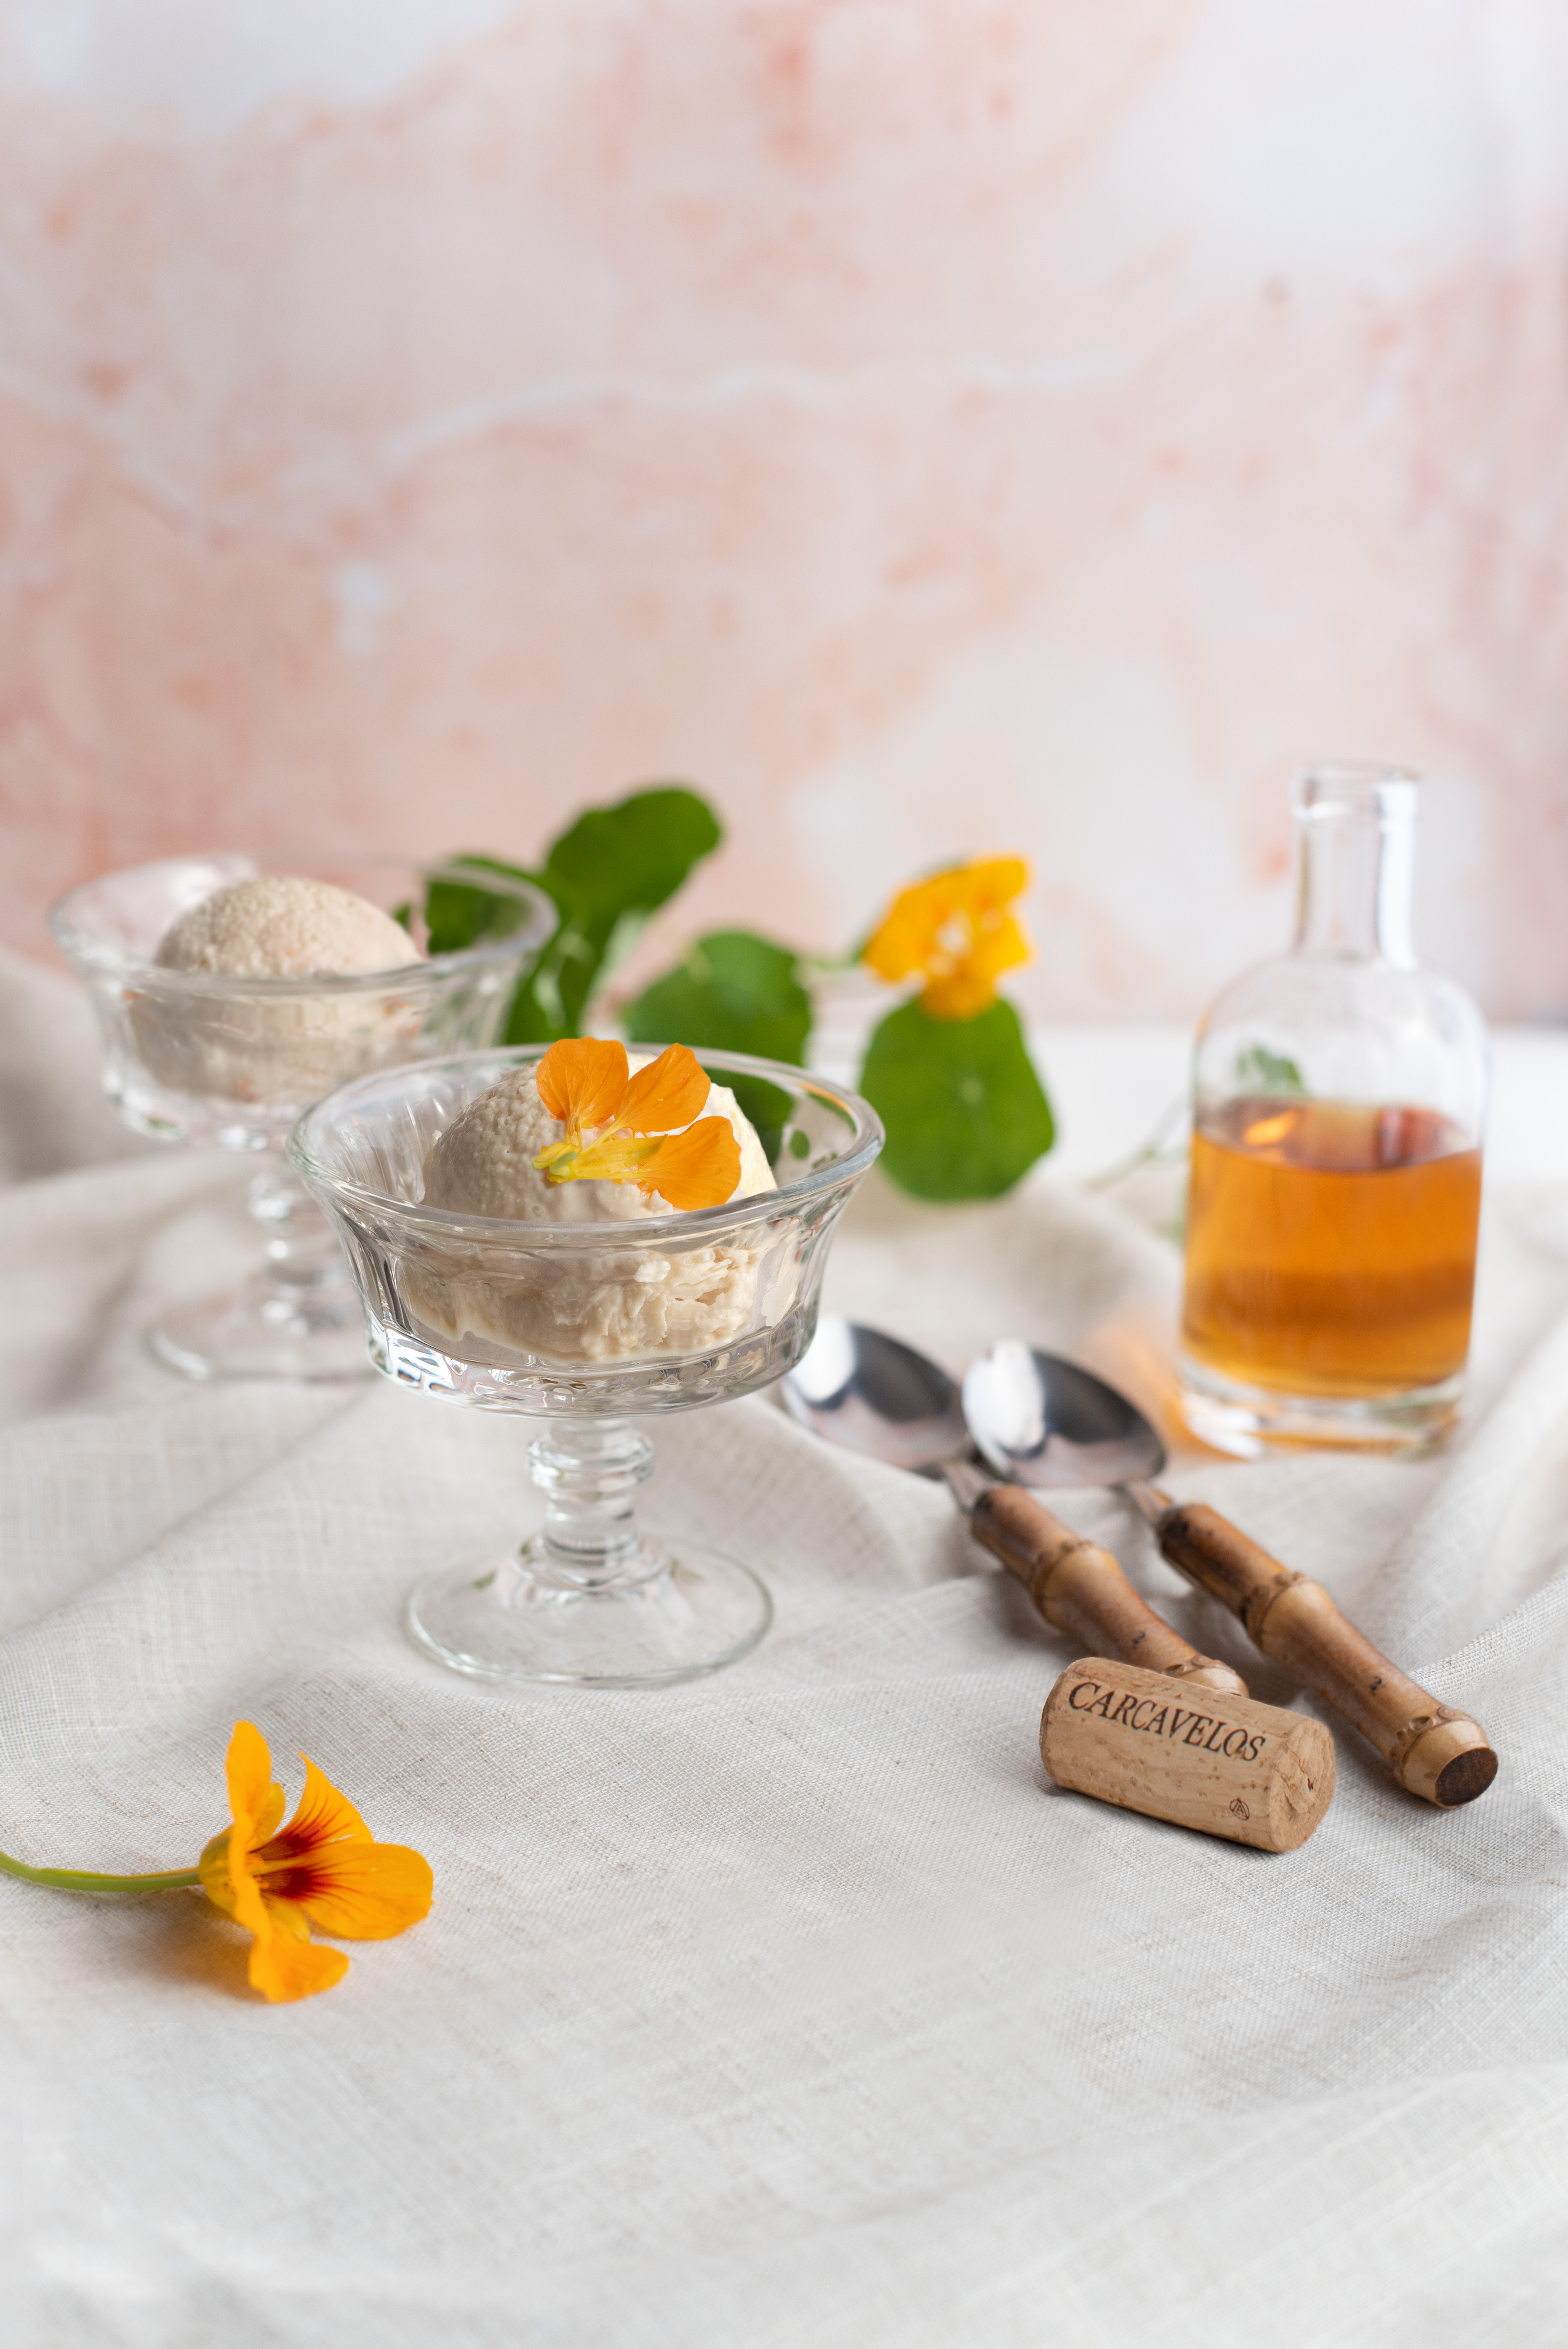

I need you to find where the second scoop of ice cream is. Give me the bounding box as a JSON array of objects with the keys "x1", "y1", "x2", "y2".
[
  {"x1": 156, "y1": 875, "x2": 422, "y2": 979},
  {"x1": 406, "y1": 1059, "x2": 779, "y2": 1361},
  {"x1": 141, "y1": 873, "x2": 426, "y2": 1107}
]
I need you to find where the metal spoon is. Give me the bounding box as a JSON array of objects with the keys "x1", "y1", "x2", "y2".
[
  {"x1": 789, "y1": 1321, "x2": 1497, "y2": 1808},
  {"x1": 780, "y1": 1319, "x2": 968, "y2": 1475},
  {"x1": 960, "y1": 1337, "x2": 1166, "y2": 1492},
  {"x1": 782, "y1": 1320, "x2": 1245, "y2": 1693}
]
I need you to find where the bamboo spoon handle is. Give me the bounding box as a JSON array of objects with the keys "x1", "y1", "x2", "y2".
[
  {"x1": 1143, "y1": 1495, "x2": 1497, "y2": 1807},
  {"x1": 968, "y1": 1484, "x2": 1248, "y2": 1696}
]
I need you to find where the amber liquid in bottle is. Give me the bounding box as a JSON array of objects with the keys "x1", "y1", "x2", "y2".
[{"x1": 1181, "y1": 1096, "x2": 1482, "y2": 1399}]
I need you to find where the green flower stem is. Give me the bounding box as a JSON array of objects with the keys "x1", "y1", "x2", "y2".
[{"x1": 0, "y1": 1849, "x2": 200, "y2": 1894}]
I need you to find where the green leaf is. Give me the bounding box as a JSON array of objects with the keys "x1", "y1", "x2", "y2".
[
  {"x1": 503, "y1": 786, "x2": 722, "y2": 1043},
  {"x1": 1233, "y1": 1044, "x2": 1306, "y2": 1096},
  {"x1": 622, "y1": 930, "x2": 812, "y2": 1065},
  {"x1": 547, "y1": 788, "x2": 720, "y2": 941},
  {"x1": 424, "y1": 856, "x2": 551, "y2": 957},
  {"x1": 859, "y1": 997, "x2": 1055, "y2": 1201},
  {"x1": 623, "y1": 929, "x2": 812, "y2": 1167}
]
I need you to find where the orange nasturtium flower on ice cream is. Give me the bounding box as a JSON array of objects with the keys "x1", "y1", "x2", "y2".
[
  {"x1": 531, "y1": 1037, "x2": 741, "y2": 1210},
  {"x1": 198, "y1": 1722, "x2": 433, "y2": 2003},
  {"x1": 862, "y1": 857, "x2": 1032, "y2": 1020}
]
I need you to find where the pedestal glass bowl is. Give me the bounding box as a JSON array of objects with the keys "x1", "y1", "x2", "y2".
[
  {"x1": 49, "y1": 853, "x2": 554, "y2": 1382},
  {"x1": 289, "y1": 1045, "x2": 883, "y2": 1687}
]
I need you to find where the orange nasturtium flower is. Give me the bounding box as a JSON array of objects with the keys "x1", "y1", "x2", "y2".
[
  {"x1": 198, "y1": 1722, "x2": 433, "y2": 2003},
  {"x1": 862, "y1": 857, "x2": 1032, "y2": 1020},
  {"x1": 531, "y1": 1037, "x2": 741, "y2": 1210},
  {"x1": 0, "y1": 1721, "x2": 432, "y2": 2006}
]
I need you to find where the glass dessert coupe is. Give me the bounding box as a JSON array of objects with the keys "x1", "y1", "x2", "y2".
[
  {"x1": 49, "y1": 853, "x2": 553, "y2": 1383},
  {"x1": 289, "y1": 1045, "x2": 884, "y2": 1687}
]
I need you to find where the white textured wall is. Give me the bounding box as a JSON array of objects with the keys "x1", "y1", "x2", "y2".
[{"x1": 2, "y1": 1, "x2": 1567, "y2": 1018}]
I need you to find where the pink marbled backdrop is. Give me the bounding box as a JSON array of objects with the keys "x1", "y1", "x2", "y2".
[{"x1": 2, "y1": 0, "x2": 1567, "y2": 1018}]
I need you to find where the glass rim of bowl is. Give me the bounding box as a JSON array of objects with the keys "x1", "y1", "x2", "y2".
[
  {"x1": 287, "y1": 1042, "x2": 886, "y2": 1249},
  {"x1": 46, "y1": 852, "x2": 554, "y2": 999}
]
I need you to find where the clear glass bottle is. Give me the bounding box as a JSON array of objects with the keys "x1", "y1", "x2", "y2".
[{"x1": 1178, "y1": 763, "x2": 1487, "y2": 1456}]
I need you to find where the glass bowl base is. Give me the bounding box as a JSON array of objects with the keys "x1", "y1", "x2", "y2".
[
  {"x1": 149, "y1": 1276, "x2": 374, "y2": 1385},
  {"x1": 1177, "y1": 1353, "x2": 1462, "y2": 1459},
  {"x1": 404, "y1": 1540, "x2": 773, "y2": 1688}
]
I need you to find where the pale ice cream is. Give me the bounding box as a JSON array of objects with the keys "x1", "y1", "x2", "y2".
[
  {"x1": 404, "y1": 1058, "x2": 780, "y2": 1362},
  {"x1": 139, "y1": 874, "x2": 426, "y2": 1107},
  {"x1": 156, "y1": 875, "x2": 421, "y2": 980},
  {"x1": 421, "y1": 1060, "x2": 775, "y2": 1224}
]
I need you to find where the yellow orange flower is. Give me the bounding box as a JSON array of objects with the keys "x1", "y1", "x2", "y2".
[
  {"x1": 198, "y1": 1722, "x2": 433, "y2": 2005},
  {"x1": 536, "y1": 1036, "x2": 647, "y2": 1141},
  {"x1": 531, "y1": 1037, "x2": 741, "y2": 1210},
  {"x1": 862, "y1": 857, "x2": 1032, "y2": 1019}
]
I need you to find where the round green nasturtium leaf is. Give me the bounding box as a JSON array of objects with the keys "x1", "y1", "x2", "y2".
[
  {"x1": 547, "y1": 788, "x2": 721, "y2": 947},
  {"x1": 858, "y1": 996, "x2": 1055, "y2": 1201},
  {"x1": 623, "y1": 930, "x2": 811, "y2": 1066},
  {"x1": 624, "y1": 930, "x2": 812, "y2": 1167},
  {"x1": 423, "y1": 857, "x2": 546, "y2": 958},
  {"x1": 447, "y1": 784, "x2": 723, "y2": 1045}
]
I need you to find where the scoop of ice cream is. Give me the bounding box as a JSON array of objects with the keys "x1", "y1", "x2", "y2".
[
  {"x1": 405, "y1": 1057, "x2": 780, "y2": 1362},
  {"x1": 135, "y1": 873, "x2": 428, "y2": 1111},
  {"x1": 421, "y1": 1059, "x2": 774, "y2": 1224},
  {"x1": 155, "y1": 875, "x2": 421, "y2": 978}
]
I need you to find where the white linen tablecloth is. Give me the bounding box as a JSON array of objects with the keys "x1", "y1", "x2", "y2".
[{"x1": 5, "y1": 946, "x2": 1568, "y2": 2347}]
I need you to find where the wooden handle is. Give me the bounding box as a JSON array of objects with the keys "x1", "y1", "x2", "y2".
[
  {"x1": 1153, "y1": 1501, "x2": 1497, "y2": 1808},
  {"x1": 971, "y1": 1485, "x2": 1247, "y2": 1696},
  {"x1": 1041, "y1": 1657, "x2": 1335, "y2": 1852}
]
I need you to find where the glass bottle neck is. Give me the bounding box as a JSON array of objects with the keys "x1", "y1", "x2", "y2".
[{"x1": 1291, "y1": 773, "x2": 1418, "y2": 967}]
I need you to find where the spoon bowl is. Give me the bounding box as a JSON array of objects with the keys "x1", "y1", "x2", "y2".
[
  {"x1": 962, "y1": 1340, "x2": 1167, "y2": 1491},
  {"x1": 784, "y1": 1319, "x2": 1166, "y2": 1494},
  {"x1": 781, "y1": 1319, "x2": 967, "y2": 1472},
  {"x1": 782, "y1": 1318, "x2": 1244, "y2": 1697}
]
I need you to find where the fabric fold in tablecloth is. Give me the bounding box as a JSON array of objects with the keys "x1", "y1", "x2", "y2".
[{"x1": 3, "y1": 944, "x2": 1568, "y2": 2346}]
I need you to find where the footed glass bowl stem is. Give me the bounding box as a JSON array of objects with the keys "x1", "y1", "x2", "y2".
[
  {"x1": 528, "y1": 1419, "x2": 658, "y2": 1587},
  {"x1": 405, "y1": 1415, "x2": 773, "y2": 1686},
  {"x1": 250, "y1": 1161, "x2": 346, "y2": 1280},
  {"x1": 150, "y1": 1150, "x2": 369, "y2": 1383}
]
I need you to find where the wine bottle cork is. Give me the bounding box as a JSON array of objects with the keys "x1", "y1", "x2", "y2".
[
  {"x1": 968, "y1": 1482, "x2": 1247, "y2": 1696},
  {"x1": 1041, "y1": 1656, "x2": 1336, "y2": 1852},
  {"x1": 1146, "y1": 1498, "x2": 1497, "y2": 1809}
]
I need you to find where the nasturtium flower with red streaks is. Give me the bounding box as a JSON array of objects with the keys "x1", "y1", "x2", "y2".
[
  {"x1": 535, "y1": 1035, "x2": 644, "y2": 1146},
  {"x1": 198, "y1": 1722, "x2": 432, "y2": 2005},
  {"x1": 862, "y1": 857, "x2": 1032, "y2": 1020},
  {"x1": 0, "y1": 1720, "x2": 433, "y2": 2007},
  {"x1": 531, "y1": 1037, "x2": 741, "y2": 1210}
]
